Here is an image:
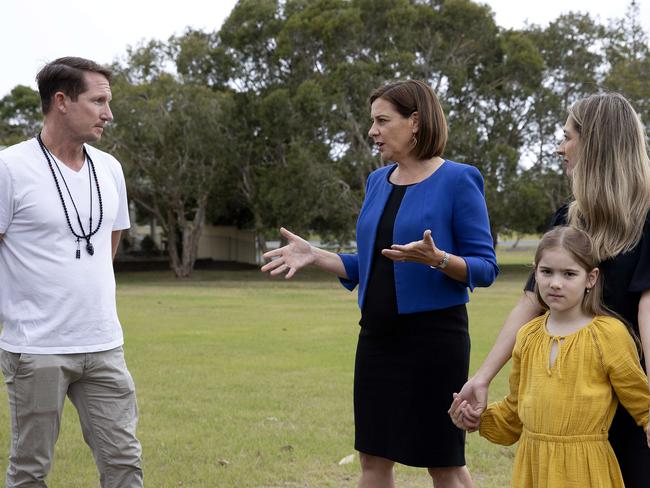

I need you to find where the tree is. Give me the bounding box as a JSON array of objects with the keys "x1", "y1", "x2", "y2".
[
  {"x1": 217, "y1": 0, "x2": 367, "y2": 249},
  {"x1": 604, "y1": 1, "x2": 650, "y2": 124},
  {"x1": 215, "y1": 0, "x2": 575, "y2": 242},
  {"x1": 106, "y1": 64, "x2": 235, "y2": 278},
  {"x1": 0, "y1": 85, "x2": 41, "y2": 146},
  {"x1": 3, "y1": 0, "x2": 641, "y2": 265}
]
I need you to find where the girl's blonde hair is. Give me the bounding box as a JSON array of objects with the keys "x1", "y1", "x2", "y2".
[
  {"x1": 567, "y1": 92, "x2": 650, "y2": 261},
  {"x1": 534, "y1": 226, "x2": 641, "y2": 354},
  {"x1": 534, "y1": 226, "x2": 607, "y2": 317}
]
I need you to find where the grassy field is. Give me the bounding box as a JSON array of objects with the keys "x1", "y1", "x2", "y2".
[{"x1": 0, "y1": 249, "x2": 533, "y2": 487}]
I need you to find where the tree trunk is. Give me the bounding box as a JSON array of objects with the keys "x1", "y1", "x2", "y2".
[
  {"x1": 166, "y1": 197, "x2": 207, "y2": 279},
  {"x1": 167, "y1": 212, "x2": 184, "y2": 278},
  {"x1": 491, "y1": 224, "x2": 499, "y2": 248},
  {"x1": 510, "y1": 234, "x2": 522, "y2": 249},
  {"x1": 178, "y1": 197, "x2": 207, "y2": 278}
]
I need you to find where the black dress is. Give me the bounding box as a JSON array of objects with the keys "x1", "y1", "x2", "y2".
[
  {"x1": 527, "y1": 205, "x2": 650, "y2": 488},
  {"x1": 354, "y1": 183, "x2": 469, "y2": 467}
]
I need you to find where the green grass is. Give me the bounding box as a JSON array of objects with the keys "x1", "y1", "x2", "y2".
[{"x1": 0, "y1": 249, "x2": 533, "y2": 487}]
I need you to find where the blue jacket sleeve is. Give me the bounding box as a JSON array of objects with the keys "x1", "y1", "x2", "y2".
[
  {"x1": 337, "y1": 253, "x2": 359, "y2": 291},
  {"x1": 335, "y1": 170, "x2": 378, "y2": 293},
  {"x1": 453, "y1": 166, "x2": 498, "y2": 290}
]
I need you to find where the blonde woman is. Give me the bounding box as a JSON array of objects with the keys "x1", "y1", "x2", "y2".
[{"x1": 451, "y1": 92, "x2": 650, "y2": 487}]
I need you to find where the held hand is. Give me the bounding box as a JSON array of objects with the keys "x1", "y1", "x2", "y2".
[
  {"x1": 448, "y1": 393, "x2": 482, "y2": 431},
  {"x1": 647, "y1": 413, "x2": 650, "y2": 448},
  {"x1": 260, "y1": 227, "x2": 315, "y2": 279},
  {"x1": 448, "y1": 378, "x2": 489, "y2": 432},
  {"x1": 381, "y1": 229, "x2": 440, "y2": 266},
  {"x1": 448, "y1": 393, "x2": 468, "y2": 430}
]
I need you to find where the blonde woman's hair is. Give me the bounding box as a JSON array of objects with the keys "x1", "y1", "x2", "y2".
[{"x1": 567, "y1": 92, "x2": 650, "y2": 261}]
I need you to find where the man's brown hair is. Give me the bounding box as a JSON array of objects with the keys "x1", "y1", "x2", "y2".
[{"x1": 36, "y1": 56, "x2": 112, "y2": 114}]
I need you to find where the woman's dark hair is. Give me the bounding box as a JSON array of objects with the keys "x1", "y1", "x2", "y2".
[
  {"x1": 36, "y1": 56, "x2": 112, "y2": 114},
  {"x1": 369, "y1": 80, "x2": 447, "y2": 160}
]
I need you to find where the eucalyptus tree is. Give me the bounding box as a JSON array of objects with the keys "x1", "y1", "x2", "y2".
[
  {"x1": 0, "y1": 85, "x2": 41, "y2": 146},
  {"x1": 106, "y1": 46, "x2": 235, "y2": 278},
  {"x1": 604, "y1": 0, "x2": 650, "y2": 124},
  {"x1": 5, "y1": 0, "x2": 646, "y2": 260}
]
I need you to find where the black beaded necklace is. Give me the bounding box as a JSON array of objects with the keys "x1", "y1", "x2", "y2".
[{"x1": 36, "y1": 133, "x2": 103, "y2": 258}]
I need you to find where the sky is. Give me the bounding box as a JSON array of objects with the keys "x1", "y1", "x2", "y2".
[{"x1": 2, "y1": 0, "x2": 649, "y2": 98}]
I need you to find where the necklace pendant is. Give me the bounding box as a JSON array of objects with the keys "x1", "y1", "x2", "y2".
[{"x1": 86, "y1": 241, "x2": 94, "y2": 256}]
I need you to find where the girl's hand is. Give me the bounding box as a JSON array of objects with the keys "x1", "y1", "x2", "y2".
[
  {"x1": 381, "y1": 229, "x2": 443, "y2": 266},
  {"x1": 646, "y1": 415, "x2": 650, "y2": 447},
  {"x1": 261, "y1": 227, "x2": 315, "y2": 279}
]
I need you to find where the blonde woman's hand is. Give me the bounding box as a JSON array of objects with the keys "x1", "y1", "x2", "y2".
[
  {"x1": 261, "y1": 227, "x2": 315, "y2": 279},
  {"x1": 646, "y1": 416, "x2": 650, "y2": 447},
  {"x1": 448, "y1": 393, "x2": 482, "y2": 431},
  {"x1": 381, "y1": 229, "x2": 441, "y2": 266},
  {"x1": 451, "y1": 377, "x2": 488, "y2": 432}
]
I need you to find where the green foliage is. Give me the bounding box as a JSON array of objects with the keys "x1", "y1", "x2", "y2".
[
  {"x1": 2, "y1": 0, "x2": 648, "y2": 271},
  {"x1": 105, "y1": 51, "x2": 236, "y2": 277},
  {"x1": 604, "y1": 1, "x2": 650, "y2": 123},
  {"x1": 0, "y1": 85, "x2": 41, "y2": 146},
  {"x1": 503, "y1": 169, "x2": 556, "y2": 236}
]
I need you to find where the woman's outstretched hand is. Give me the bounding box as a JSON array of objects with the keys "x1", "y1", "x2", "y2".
[
  {"x1": 261, "y1": 227, "x2": 315, "y2": 279},
  {"x1": 381, "y1": 229, "x2": 440, "y2": 266}
]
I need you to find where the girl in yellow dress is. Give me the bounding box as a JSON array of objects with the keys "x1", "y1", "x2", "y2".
[{"x1": 452, "y1": 226, "x2": 650, "y2": 487}]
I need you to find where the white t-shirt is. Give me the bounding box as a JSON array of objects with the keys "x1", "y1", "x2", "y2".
[{"x1": 0, "y1": 138, "x2": 130, "y2": 354}]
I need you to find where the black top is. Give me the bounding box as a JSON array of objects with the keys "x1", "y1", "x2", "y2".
[
  {"x1": 360, "y1": 183, "x2": 447, "y2": 330},
  {"x1": 360, "y1": 184, "x2": 406, "y2": 328},
  {"x1": 526, "y1": 205, "x2": 650, "y2": 334}
]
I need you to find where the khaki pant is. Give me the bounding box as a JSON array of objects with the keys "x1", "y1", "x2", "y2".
[{"x1": 0, "y1": 346, "x2": 143, "y2": 488}]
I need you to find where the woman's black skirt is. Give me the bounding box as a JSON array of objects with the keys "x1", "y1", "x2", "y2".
[{"x1": 354, "y1": 304, "x2": 469, "y2": 468}]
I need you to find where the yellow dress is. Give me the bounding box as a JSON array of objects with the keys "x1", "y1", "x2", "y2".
[{"x1": 480, "y1": 314, "x2": 649, "y2": 487}]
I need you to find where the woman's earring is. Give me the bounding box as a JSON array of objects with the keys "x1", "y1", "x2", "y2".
[
  {"x1": 410, "y1": 134, "x2": 417, "y2": 148},
  {"x1": 585, "y1": 287, "x2": 591, "y2": 294}
]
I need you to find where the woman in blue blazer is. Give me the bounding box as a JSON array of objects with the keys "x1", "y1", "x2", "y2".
[{"x1": 262, "y1": 80, "x2": 498, "y2": 487}]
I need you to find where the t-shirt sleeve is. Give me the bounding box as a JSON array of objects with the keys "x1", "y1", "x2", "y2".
[
  {"x1": 0, "y1": 158, "x2": 14, "y2": 234},
  {"x1": 629, "y1": 213, "x2": 650, "y2": 293},
  {"x1": 111, "y1": 157, "x2": 130, "y2": 231}
]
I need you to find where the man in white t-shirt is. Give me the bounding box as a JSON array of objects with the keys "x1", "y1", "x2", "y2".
[{"x1": 0, "y1": 57, "x2": 143, "y2": 487}]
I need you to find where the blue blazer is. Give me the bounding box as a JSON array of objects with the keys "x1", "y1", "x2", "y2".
[{"x1": 339, "y1": 161, "x2": 498, "y2": 313}]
